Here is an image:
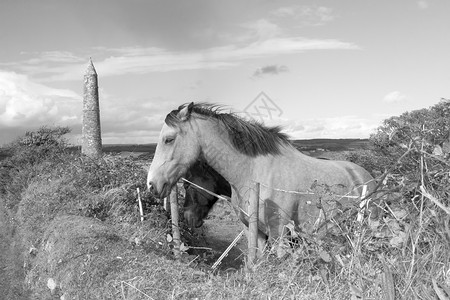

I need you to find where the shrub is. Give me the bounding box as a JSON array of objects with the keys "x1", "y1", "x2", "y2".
[
  {"x1": 0, "y1": 126, "x2": 71, "y2": 209},
  {"x1": 341, "y1": 99, "x2": 450, "y2": 298},
  {"x1": 0, "y1": 126, "x2": 175, "y2": 299}
]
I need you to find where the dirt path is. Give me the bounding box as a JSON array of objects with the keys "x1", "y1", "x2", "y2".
[
  {"x1": 0, "y1": 197, "x2": 29, "y2": 299},
  {"x1": 188, "y1": 200, "x2": 248, "y2": 270},
  {"x1": 0, "y1": 197, "x2": 12, "y2": 296},
  {"x1": 0, "y1": 194, "x2": 247, "y2": 297}
]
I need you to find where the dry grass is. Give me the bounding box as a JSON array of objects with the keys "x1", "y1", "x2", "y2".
[{"x1": 1, "y1": 128, "x2": 449, "y2": 299}]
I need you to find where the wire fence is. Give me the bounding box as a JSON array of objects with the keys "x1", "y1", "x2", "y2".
[{"x1": 178, "y1": 176, "x2": 375, "y2": 266}]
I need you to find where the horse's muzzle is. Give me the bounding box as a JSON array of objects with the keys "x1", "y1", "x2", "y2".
[
  {"x1": 184, "y1": 210, "x2": 203, "y2": 229},
  {"x1": 147, "y1": 181, "x2": 169, "y2": 198},
  {"x1": 147, "y1": 182, "x2": 155, "y2": 194}
]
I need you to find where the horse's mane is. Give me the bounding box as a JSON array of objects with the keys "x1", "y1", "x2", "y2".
[{"x1": 165, "y1": 102, "x2": 291, "y2": 157}]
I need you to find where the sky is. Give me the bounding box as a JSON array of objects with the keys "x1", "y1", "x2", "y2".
[{"x1": 1, "y1": 0, "x2": 449, "y2": 146}]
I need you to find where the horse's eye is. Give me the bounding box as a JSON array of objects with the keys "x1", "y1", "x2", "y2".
[{"x1": 165, "y1": 137, "x2": 175, "y2": 144}]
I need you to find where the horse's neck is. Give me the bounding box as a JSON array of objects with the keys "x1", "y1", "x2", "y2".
[{"x1": 195, "y1": 119, "x2": 253, "y2": 187}]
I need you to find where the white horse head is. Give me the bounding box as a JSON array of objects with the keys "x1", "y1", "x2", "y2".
[{"x1": 147, "y1": 102, "x2": 200, "y2": 198}]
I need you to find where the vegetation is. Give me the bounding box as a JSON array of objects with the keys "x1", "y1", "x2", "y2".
[
  {"x1": 346, "y1": 98, "x2": 450, "y2": 299},
  {"x1": 0, "y1": 100, "x2": 449, "y2": 299},
  {"x1": 0, "y1": 126, "x2": 171, "y2": 299}
]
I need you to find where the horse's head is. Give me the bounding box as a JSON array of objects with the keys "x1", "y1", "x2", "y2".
[
  {"x1": 147, "y1": 102, "x2": 200, "y2": 198},
  {"x1": 183, "y1": 175, "x2": 217, "y2": 228},
  {"x1": 183, "y1": 160, "x2": 232, "y2": 228}
]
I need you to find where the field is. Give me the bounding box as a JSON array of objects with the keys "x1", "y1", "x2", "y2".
[
  {"x1": 65, "y1": 138, "x2": 369, "y2": 159},
  {"x1": 0, "y1": 132, "x2": 449, "y2": 299},
  {"x1": 0, "y1": 138, "x2": 369, "y2": 161},
  {"x1": 105, "y1": 138, "x2": 370, "y2": 153}
]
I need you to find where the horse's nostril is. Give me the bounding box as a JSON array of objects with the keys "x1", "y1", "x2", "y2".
[{"x1": 148, "y1": 182, "x2": 155, "y2": 194}]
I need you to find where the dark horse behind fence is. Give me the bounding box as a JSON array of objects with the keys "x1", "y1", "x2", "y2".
[
  {"x1": 183, "y1": 160, "x2": 231, "y2": 229},
  {"x1": 148, "y1": 102, "x2": 376, "y2": 253}
]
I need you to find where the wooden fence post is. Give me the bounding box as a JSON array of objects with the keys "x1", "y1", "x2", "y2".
[
  {"x1": 163, "y1": 197, "x2": 170, "y2": 212},
  {"x1": 248, "y1": 182, "x2": 260, "y2": 268},
  {"x1": 136, "y1": 188, "x2": 144, "y2": 223},
  {"x1": 169, "y1": 185, "x2": 181, "y2": 259}
]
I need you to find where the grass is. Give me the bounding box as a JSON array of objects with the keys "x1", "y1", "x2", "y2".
[{"x1": 0, "y1": 132, "x2": 449, "y2": 299}]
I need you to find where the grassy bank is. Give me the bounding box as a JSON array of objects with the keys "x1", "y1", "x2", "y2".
[{"x1": 0, "y1": 127, "x2": 448, "y2": 299}]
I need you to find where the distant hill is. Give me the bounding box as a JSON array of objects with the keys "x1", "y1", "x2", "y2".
[
  {"x1": 0, "y1": 149, "x2": 11, "y2": 161},
  {"x1": 1, "y1": 139, "x2": 370, "y2": 162},
  {"x1": 100, "y1": 139, "x2": 370, "y2": 156},
  {"x1": 66, "y1": 144, "x2": 157, "y2": 158},
  {"x1": 102, "y1": 144, "x2": 157, "y2": 154},
  {"x1": 291, "y1": 139, "x2": 370, "y2": 152}
]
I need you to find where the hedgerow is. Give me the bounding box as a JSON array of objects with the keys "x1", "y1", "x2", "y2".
[
  {"x1": 344, "y1": 99, "x2": 450, "y2": 298},
  {"x1": 0, "y1": 126, "x2": 173, "y2": 299}
]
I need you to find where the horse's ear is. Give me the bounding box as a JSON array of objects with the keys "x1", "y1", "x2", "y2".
[{"x1": 177, "y1": 102, "x2": 194, "y2": 121}]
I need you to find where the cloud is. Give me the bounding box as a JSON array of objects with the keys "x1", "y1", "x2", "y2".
[
  {"x1": 93, "y1": 38, "x2": 356, "y2": 79},
  {"x1": 417, "y1": 1, "x2": 429, "y2": 9},
  {"x1": 0, "y1": 71, "x2": 82, "y2": 145},
  {"x1": 271, "y1": 5, "x2": 335, "y2": 26},
  {"x1": 19, "y1": 51, "x2": 85, "y2": 64},
  {"x1": 383, "y1": 91, "x2": 407, "y2": 103},
  {"x1": 240, "y1": 19, "x2": 282, "y2": 41},
  {"x1": 97, "y1": 96, "x2": 183, "y2": 145},
  {"x1": 186, "y1": 80, "x2": 203, "y2": 90},
  {"x1": 271, "y1": 6, "x2": 297, "y2": 18},
  {"x1": 252, "y1": 65, "x2": 289, "y2": 78},
  {"x1": 284, "y1": 116, "x2": 380, "y2": 139},
  {"x1": 1, "y1": 10, "x2": 356, "y2": 82},
  {"x1": 3, "y1": 35, "x2": 359, "y2": 82},
  {"x1": 0, "y1": 70, "x2": 180, "y2": 146},
  {"x1": 0, "y1": 71, "x2": 80, "y2": 126}
]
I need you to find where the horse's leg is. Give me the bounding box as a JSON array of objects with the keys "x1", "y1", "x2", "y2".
[
  {"x1": 257, "y1": 231, "x2": 267, "y2": 257},
  {"x1": 265, "y1": 199, "x2": 292, "y2": 258},
  {"x1": 275, "y1": 225, "x2": 292, "y2": 258},
  {"x1": 265, "y1": 199, "x2": 285, "y2": 242}
]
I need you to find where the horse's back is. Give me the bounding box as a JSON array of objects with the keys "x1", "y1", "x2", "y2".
[{"x1": 331, "y1": 159, "x2": 375, "y2": 191}]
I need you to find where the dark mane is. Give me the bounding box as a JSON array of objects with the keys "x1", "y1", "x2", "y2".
[{"x1": 165, "y1": 102, "x2": 292, "y2": 156}]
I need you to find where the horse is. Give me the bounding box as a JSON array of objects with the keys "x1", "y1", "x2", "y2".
[
  {"x1": 183, "y1": 159, "x2": 231, "y2": 229},
  {"x1": 147, "y1": 102, "x2": 376, "y2": 252}
]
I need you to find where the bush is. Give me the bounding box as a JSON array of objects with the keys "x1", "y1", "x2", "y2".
[
  {"x1": 345, "y1": 149, "x2": 388, "y2": 178},
  {"x1": 341, "y1": 99, "x2": 450, "y2": 298},
  {"x1": 0, "y1": 126, "x2": 71, "y2": 209}
]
